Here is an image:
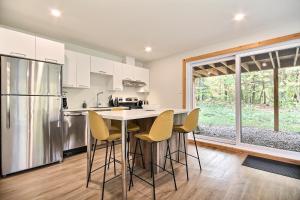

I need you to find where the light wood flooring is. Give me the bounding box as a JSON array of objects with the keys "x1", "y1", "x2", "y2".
[{"x1": 0, "y1": 144, "x2": 299, "y2": 200}]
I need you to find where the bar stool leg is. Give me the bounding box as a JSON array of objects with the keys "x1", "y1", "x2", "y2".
[
  {"x1": 112, "y1": 141, "x2": 116, "y2": 175},
  {"x1": 183, "y1": 134, "x2": 189, "y2": 181},
  {"x1": 167, "y1": 140, "x2": 177, "y2": 190},
  {"x1": 107, "y1": 143, "x2": 113, "y2": 169},
  {"x1": 192, "y1": 131, "x2": 202, "y2": 170},
  {"x1": 177, "y1": 133, "x2": 181, "y2": 162},
  {"x1": 138, "y1": 140, "x2": 146, "y2": 169},
  {"x1": 150, "y1": 142, "x2": 156, "y2": 200},
  {"x1": 101, "y1": 141, "x2": 109, "y2": 200},
  {"x1": 163, "y1": 141, "x2": 169, "y2": 170},
  {"x1": 129, "y1": 139, "x2": 138, "y2": 190},
  {"x1": 86, "y1": 138, "x2": 97, "y2": 188}
]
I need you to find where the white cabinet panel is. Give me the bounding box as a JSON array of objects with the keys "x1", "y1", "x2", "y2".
[
  {"x1": 0, "y1": 27, "x2": 35, "y2": 59},
  {"x1": 112, "y1": 62, "x2": 123, "y2": 91},
  {"x1": 90, "y1": 56, "x2": 114, "y2": 75},
  {"x1": 63, "y1": 50, "x2": 90, "y2": 88},
  {"x1": 36, "y1": 37, "x2": 64, "y2": 64},
  {"x1": 63, "y1": 50, "x2": 77, "y2": 87},
  {"x1": 76, "y1": 52, "x2": 90, "y2": 88},
  {"x1": 136, "y1": 67, "x2": 150, "y2": 92},
  {"x1": 122, "y1": 64, "x2": 135, "y2": 80}
]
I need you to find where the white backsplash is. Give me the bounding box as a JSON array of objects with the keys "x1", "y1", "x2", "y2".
[{"x1": 63, "y1": 73, "x2": 148, "y2": 109}]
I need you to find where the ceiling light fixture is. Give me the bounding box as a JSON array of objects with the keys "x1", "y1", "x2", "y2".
[
  {"x1": 262, "y1": 62, "x2": 267, "y2": 67},
  {"x1": 233, "y1": 13, "x2": 245, "y2": 21},
  {"x1": 50, "y1": 9, "x2": 61, "y2": 17},
  {"x1": 144, "y1": 46, "x2": 152, "y2": 53}
]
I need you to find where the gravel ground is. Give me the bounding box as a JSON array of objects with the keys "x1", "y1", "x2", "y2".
[{"x1": 197, "y1": 125, "x2": 300, "y2": 152}]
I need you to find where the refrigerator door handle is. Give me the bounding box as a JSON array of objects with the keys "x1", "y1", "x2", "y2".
[{"x1": 6, "y1": 96, "x2": 10, "y2": 129}]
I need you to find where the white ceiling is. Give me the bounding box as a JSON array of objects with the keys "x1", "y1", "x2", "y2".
[{"x1": 0, "y1": 0, "x2": 299, "y2": 62}]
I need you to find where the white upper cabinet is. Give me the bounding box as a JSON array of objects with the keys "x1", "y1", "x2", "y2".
[
  {"x1": 63, "y1": 50, "x2": 77, "y2": 87},
  {"x1": 0, "y1": 27, "x2": 35, "y2": 59},
  {"x1": 90, "y1": 56, "x2": 114, "y2": 75},
  {"x1": 112, "y1": 62, "x2": 123, "y2": 91},
  {"x1": 122, "y1": 64, "x2": 135, "y2": 80},
  {"x1": 63, "y1": 50, "x2": 90, "y2": 88},
  {"x1": 36, "y1": 37, "x2": 65, "y2": 64},
  {"x1": 76, "y1": 52, "x2": 90, "y2": 88},
  {"x1": 135, "y1": 67, "x2": 150, "y2": 92}
]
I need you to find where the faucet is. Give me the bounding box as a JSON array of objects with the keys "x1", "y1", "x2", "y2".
[{"x1": 96, "y1": 91, "x2": 104, "y2": 107}]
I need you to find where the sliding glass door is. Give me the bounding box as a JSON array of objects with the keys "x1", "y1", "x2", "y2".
[
  {"x1": 239, "y1": 46, "x2": 300, "y2": 152},
  {"x1": 190, "y1": 42, "x2": 300, "y2": 153},
  {"x1": 192, "y1": 57, "x2": 236, "y2": 143}
]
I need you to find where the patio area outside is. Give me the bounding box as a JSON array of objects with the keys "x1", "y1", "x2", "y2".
[{"x1": 193, "y1": 47, "x2": 300, "y2": 152}]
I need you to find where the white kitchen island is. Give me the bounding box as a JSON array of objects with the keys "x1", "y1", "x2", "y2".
[{"x1": 86, "y1": 108, "x2": 189, "y2": 200}]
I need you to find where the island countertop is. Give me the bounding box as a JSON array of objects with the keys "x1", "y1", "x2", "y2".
[{"x1": 97, "y1": 108, "x2": 189, "y2": 120}]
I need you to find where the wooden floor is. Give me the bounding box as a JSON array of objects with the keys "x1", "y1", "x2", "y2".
[{"x1": 0, "y1": 144, "x2": 299, "y2": 200}]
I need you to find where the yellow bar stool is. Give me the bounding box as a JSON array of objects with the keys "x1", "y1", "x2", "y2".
[
  {"x1": 163, "y1": 108, "x2": 201, "y2": 181},
  {"x1": 86, "y1": 111, "x2": 122, "y2": 200},
  {"x1": 129, "y1": 110, "x2": 177, "y2": 200},
  {"x1": 110, "y1": 107, "x2": 145, "y2": 169}
]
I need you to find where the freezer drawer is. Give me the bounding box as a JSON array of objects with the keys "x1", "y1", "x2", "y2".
[
  {"x1": 63, "y1": 113, "x2": 87, "y2": 151},
  {"x1": 1, "y1": 96, "x2": 63, "y2": 175}
]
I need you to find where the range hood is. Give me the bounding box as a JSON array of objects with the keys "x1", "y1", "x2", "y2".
[{"x1": 122, "y1": 79, "x2": 146, "y2": 87}]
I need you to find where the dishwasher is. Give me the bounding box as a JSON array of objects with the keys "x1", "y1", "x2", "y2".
[{"x1": 63, "y1": 111, "x2": 88, "y2": 156}]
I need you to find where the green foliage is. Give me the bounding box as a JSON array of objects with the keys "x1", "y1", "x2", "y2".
[{"x1": 195, "y1": 66, "x2": 300, "y2": 132}]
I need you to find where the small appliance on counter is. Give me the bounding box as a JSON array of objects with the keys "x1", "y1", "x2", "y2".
[{"x1": 62, "y1": 93, "x2": 68, "y2": 109}]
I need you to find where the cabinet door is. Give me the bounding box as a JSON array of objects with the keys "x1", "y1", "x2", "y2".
[
  {"x1": 122, "y1": 64, "x2": 135, "y2": 80},
  {"x1": 76, "y1": 52, "x2": 90, "y2": 88},
  {"x1": 63, "y1": 50, "x2": 77, "y2": 87},
  {"x1": 137, "y1": 67, "x2": 150, "y2": 92},
  {"x1": 112, "y1": 62, "x2": 123, "y2": 91},
  {"x1": 0, "y1": 27, "x2": 35, "y2": 59},
  {"x1": 90, "y1": 56, "x2": 114, "y2": 75},
  {"x1": 36, "y1": 37, "x2": 65, "y2": 64}
]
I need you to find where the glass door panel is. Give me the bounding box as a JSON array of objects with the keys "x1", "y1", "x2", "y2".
[
  {"x1": 193, "y1": 59, "x2": 236, "y2": 142},
  {"x1": 240, "y1": 46, "x2": 300, "y2": 152}
]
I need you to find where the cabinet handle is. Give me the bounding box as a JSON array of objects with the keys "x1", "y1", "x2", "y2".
[
  {"x1": 45, "y1": 58, "x2": 58, "y2": 63},
  {"x1": 63, "y1": 84, "x2": 75, "y2": 87},
  {"x1": 99, "y1": 70, "x2": 107, "y2": 74},
  {"x1": 78, "y1": 85, "x2": 89, "y2": 88},
  {"x1": 10, "y1": 52, "x2": 26, "y2": 57}
]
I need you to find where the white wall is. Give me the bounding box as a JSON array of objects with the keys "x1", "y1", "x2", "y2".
[{"x1": 147, "y1": 21, "x2": 300, "y2": 108}]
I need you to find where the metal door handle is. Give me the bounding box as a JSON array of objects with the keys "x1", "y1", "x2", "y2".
[
  {"x1": 10, "y1": 52, "x2": 26, "y2": 57},
  {"x1": 45, "y1": 58, "x2": 58, "y2": 63},
  {"x1": 6, "y1": 97, "x2": 10, "y2": 129}
]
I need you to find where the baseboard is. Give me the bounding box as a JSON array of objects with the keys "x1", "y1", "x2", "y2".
[{"x1": 188, "y1": 139, "x2": 300, "y2": 165}]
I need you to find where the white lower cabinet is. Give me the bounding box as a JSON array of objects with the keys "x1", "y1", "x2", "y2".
[{"x1": 63, "y1": 50, "x2": 90, "y2": 88}]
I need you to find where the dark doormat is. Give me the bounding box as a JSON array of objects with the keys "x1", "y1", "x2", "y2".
[{"x1": 242, "y1": 155, "x2": 300, "y2": 179}]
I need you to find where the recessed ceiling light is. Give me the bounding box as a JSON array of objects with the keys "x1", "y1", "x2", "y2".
[
  {"x1": 144, "y1": 46, "x2": 152, "y2": 53},
  {"x1": 50, "y1": 9, "x2": 61, "y2": 17},
  {"x1": 262, "y1": 62, "x2": 267, "y2": 67},
  {"x1": 233, "y1": 13, "x2": 245, "y2": 21}
]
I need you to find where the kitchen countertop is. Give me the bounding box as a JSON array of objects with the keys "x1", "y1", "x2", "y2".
[
  {"x1": 62, "y1": 107, "x2": 128, "y2": 112},
  {"x1": 99, "y1": 108, "x2": 189, "y2": 120}
]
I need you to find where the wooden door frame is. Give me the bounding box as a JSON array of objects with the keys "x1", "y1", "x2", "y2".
[{"x1": 182, "y1": 32, "x2": 300, "y2": 109}]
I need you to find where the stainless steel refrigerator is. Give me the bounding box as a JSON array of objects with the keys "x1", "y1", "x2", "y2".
[{"x1": 1, "y1": 56, "x2": 63, "y2": 176}]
